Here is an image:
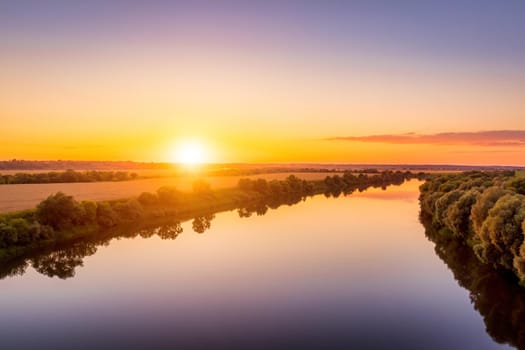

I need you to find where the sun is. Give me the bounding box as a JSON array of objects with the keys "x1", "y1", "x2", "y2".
[{"x1": 172, "y1": 140, "x2": 206, "y2": 165}]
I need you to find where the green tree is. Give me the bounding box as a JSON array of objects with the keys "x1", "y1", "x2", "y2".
[
  {"x1": 470, "y1": 186, "x2": 508, "y2": 235},
  {"x1": 75, "y1": 201, "x2": 98, "y2": 225},
  {"x1": 157, "y1": 186, "x2": 181, "y2": 205},
  {"x1": 138, "y1": 192, "x2": 159, "y2": 206},
  {"x1": 514, "y1": 219, "x2": 525, "y2": 282},
  {"x1": 444, "y1": 188, "x2": 480, "y2": 239},
  {"x1": 36, "y1": 192, "x2": 79, "y2": 230},
  {"x1": 433, "y1": 189, "x2": 463, "y2": 227},
  {"x1": 9, "y1": 218, "x2": 35, "y2": 245},
  {"x1": 253, "y1": 179, "x2": 268, "y2": 194},
  {"x1": 0, "y1": 222, "x2": 18, "y2": 247},
  {"x1": 507, "y1": 177, "x2": 525, "y2": 195},
  {"x1": 113, "y1": 199, "x2": 144, "y2": 220},
  {"x1": 96, "y1": 202, "x2": 119, "y2": 228},
  {"x1": 478, "y1": 194, "x2": 525, "y2": 269}
]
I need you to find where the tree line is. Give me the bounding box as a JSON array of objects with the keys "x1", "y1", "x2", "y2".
[
  {"x1": 419, "y1": 170, "x2": 525, "y2": 284},
  {"x1": 323, "y1": 170, "x2": 424, "y2": 197},
  {"x1": 0, "y1": 171, "x2": 419, "y2": 279},
  {"x1": 0, "y1": 170, "x2": 139, "y2": 184},
  {"x1": 0, "y1": 171, "x2": 419, "y2": 262}
]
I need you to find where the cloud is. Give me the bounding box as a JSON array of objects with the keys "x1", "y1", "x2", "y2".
[{"x1": 327, "y1": 130, "x2": 525, "y2": 147}]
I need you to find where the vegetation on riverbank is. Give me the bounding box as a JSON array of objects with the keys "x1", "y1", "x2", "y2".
[
  {"x1": 419, "y1": 170, "x2": 525, "y2": 284},
  {"x1": 420, "y1": 213, "x2": 525, "y2": 350},
  {"x1": 0, "y1": 171, "x2": 420, "y2": 266},
  {"x1": 0, "y1": 170, "x2": 139, "y2": 184}
]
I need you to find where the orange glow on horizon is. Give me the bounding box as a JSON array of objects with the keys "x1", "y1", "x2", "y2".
[
  {"x1": 1, "y1": 3, "x2": 524, "y2": 166},
  {"x1": 1, "y1": 134, "x2": 524, "y2": 166}
]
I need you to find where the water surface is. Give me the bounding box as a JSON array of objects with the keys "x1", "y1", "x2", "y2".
[{"x1": 0, "y1": 181, "x2": 517, "y2": 349}]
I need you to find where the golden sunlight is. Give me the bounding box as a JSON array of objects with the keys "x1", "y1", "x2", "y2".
[{"x1": 172, "y1": 140, "x2": 207, "y2": 165}]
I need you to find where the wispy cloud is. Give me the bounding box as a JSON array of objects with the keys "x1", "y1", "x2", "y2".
[{"x1": 327, "y1": 130, "x2": 525, "y2": 147}]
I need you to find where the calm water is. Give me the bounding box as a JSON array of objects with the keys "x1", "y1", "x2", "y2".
[{"x1": 0, "y1": 181, "x2": 519, "y2": 349}]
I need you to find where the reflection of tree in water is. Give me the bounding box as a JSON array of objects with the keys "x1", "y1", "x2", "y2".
[
  {"x1": 238, "y1": 200, "x2": 268, "y2": 218},
  {"x1": 236, "y1": 190, "x2": 317, "y2": 218},
  {"x1": 157, "y1": 222, "x2": 183, "y2": 240},
  {"x1": 192, "y1": 215, "x2": 215, "y2": 234},
  {"x1": 135, "y1": 220, "x2": 183, "y2": 240},
  {"x1": 0, "y1": 220, "x2": 185, "y2": 279},
  {"x1": 421, "y1": 213, "x2": 525, "y2": 350},
  {"x1": 0, "y1": 176, "x2": 413, "y2": 280},
  {"x1": 31, "y1": 242, "x2": 98, "y2": 279},
  {"x1": 0, "y1": 242, "x2": 99, "y2": 280},
  {"x1": 0, "y1": 259, "x2": 29, "y2": 280}
]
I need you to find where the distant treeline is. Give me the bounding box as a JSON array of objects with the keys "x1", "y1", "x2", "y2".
[
  {"x1": 0, "y1": 160, "x2": 171, "y2": 171},
  {"x1": 0, "y1": 171, "x2": 419, "y2": 263},
  {"x1": 323, "y1": 170, "x2": 424, "y2": 196},
  {"x1": 0, "y1": 166, "x2": 420, "y2": 185},
  {"x1": 205, "y1": 167, "x2": 340, "y2": 176},
  {"x1": 208, "y1": 167, "x2": 414, "y2": 177},
  {"x1": 419, "y1": 171, "x2": 525, "y2": 284},
  {"x1": 2, "y1": 159, "x2": 523, "y2": 173},
  {"x1": 0, "y1": 170, "x2": 139, "y2": 184}
]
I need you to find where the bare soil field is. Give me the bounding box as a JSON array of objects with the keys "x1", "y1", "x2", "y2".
[{"x1": 0, "y1": 172, "x2": 336, "y2": 213}]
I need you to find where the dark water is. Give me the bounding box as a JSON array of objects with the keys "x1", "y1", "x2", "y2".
[{"x1": 0, "y1": 181, "x2": 521, "y2": 349}]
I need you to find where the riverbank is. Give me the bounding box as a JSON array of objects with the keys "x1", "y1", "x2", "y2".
[
  {"x1": 0, "y1": 171, "x2": 420, "y2": 264},
  {"x1": 419, "y1": 170, "x2": 525, "y2": 284},
  {"x1": 0, "y1": 172, "x2": 338, "y2": 213}
]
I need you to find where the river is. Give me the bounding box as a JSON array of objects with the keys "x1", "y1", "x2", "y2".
[{"x1": 0, "y1": 181, "x2": 519, "y2": 349}]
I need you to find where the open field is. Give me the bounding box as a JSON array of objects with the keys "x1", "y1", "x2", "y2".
[{"x1": 0, "y1": 172, "x2": 337, "y2": 213}]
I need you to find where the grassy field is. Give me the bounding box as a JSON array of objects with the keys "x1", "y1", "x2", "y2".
[{"x1": 0, "y1": 172, "x2": 337, "y2": 213}]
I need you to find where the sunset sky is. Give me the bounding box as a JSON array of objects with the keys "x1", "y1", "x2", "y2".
[{"x1": 1, "y1": 1, "x2": 524, "y2": 165}]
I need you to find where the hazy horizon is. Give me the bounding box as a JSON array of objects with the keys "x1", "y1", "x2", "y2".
[{"x1": 2, "y1": 159, "x2": 525, "y2": 168}]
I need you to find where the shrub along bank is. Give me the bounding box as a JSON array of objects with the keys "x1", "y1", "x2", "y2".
[{"x1": 419, "y1": 171, "x2": 525, "y2": 284}]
